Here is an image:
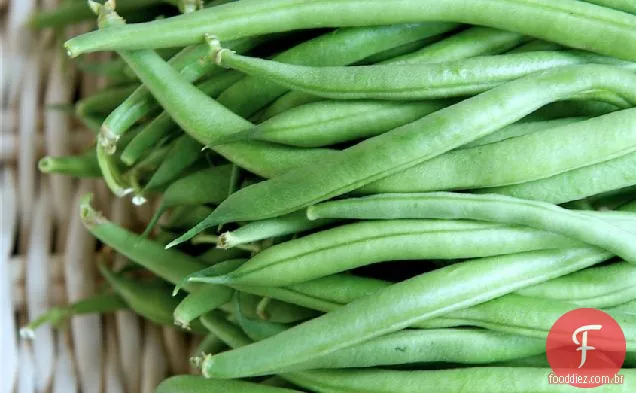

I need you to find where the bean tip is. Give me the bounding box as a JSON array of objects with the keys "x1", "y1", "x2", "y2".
[
  {"x1": 305, "y1": 206, "x2": 319, "y2": 221},
  {"x1": 201, "y1": 354, "x2": 215, "y2": 378},
  {"x1": 19, "y1": 327, "x2": 35, "y2": 340},
  {"x1": 80, "y1": 193, "x2": 107, "y2": 227}
]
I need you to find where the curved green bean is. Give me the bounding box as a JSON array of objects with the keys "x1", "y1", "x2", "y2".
[
  {"x1": 168, "y1": 65, "x2": 636, "y2": 247},
  {"x1": 65, "y1": 0, "x2": 636, "y2": 62},
  {"x1": 213, "y1": 47, "x2": 635, "y2": 101},
  {"x1": 307, "y1": 193, "x2": 636, "y2": 264}
]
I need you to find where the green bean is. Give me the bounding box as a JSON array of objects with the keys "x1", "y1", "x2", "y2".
[
  {"x1": 193, "y1": 333, "x2": 226, "y2": 357},
  {"x1": 21, "y1": 292, "x2": 126, "y2": 337},
  {"x1": 213, "y1": 47, "x2": 635, "y2": 101},
  {"x1": 356, "y1": 37, "x2": 438, "y2": 66},
  {"x1": 119, "y1": 71, "x2": 243, "y2": 166},
  {"x1": 481, "y1": 150, "x2": 636, "y2": 204},
  {"x1": 462, "y1": 117, "x2": 587, "y2": 148},
  {"x1": 360, "y1": 108, "x2": 636, "y2": 192},
  {"x1": 218, "y1": 211, "x2": 337, "y2": 249},
  {"x1": 161, "y1": 206, "x2": 215, "y2": 237},
  {"x1": 307, "y1": 193, "x2": 636, "y2": 264},
  {"x1": 200, "y1": 311, "x2": 251, "y2": 349},
  {"x1": 583, "y1": 0, "x2": 636, "y2": 14},
  {"x1": 199, "y1": 247, "x2": 610, "y2": 378},
  {"x1": 216, "y1": 23, "x2": 458, "y2": 118},
  {"x1": 30, "y1": 0, "x2": 172, "y2": 29},
  {"x1": 517, "y1": 262, "x2": 636, "y2": 307},
  {"x1": 284, "y1": 368, "x2": 636, "y2": 393},
  {"x1": 80, "y1": 194, "x2": 206, "y2": 291},
  {"x1": 417, "y1": 294, "x2": 636, "y2": 350},
  {"x1": 216, "y1": 100, "x2": 451, "y2": 147},
  {"x1": 65, "y1": 0, "x2": 636, "y2": 62},
  {"x1": 168, "y1": 65, "x2": 636, "y2": 247},
  {"x1": 201, "y1": 220, "x2": 586, "y2": 287},
  {"x1": 173, "y1": 286, "x2": 235, "y2": 329},
  {"x1": 233, "y1": 298, "x2": 547, "y2": 370},
  {"x1": 38, "y1": 148, "x2": 102, "y2": 178},
  {"x1": 143, "y1": 165, "x2": 232, "y2": 236},
  {"x1": 75, "y1": 85, "x2": 138, "y2": 118},
  {"x1": 231, "y1": 283, "x2": 342, "y2": 314},
  {"x1": 98, "y1": 263, "x2": 207, "y2": 334},
  {"x1": 155, "y1": 375, "x2": 303, "y2": 393},
  {"x1": 258, "y1": 27, "x2": 532, "y2": 120},
  {"x1": 142, "y1": 135, "x2": 203, "y2": 192},
  {"x1": 233, "y1": 293, "x2": 318, "y2": 324}
]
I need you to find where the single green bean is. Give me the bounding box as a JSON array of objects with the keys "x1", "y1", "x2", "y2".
[
  {"x1": 199, "y1": 247, "x2": 610, "y2": 378},
  {"x1": 65, "y1": 0, "x2": 636, "y2": 62},
  {"x1": 98, "y1": 263, "x2": 207, "y2": 334},
  {"x1": 75, "y1": 85, "x2": 138, "y2": 117},
  {"x1": 21, "y1": 292, "x2": 126, "y2": 337},
  {"x1": 284, "y1": 368, "x2": 636, "y2": 393},
  {"x1": 173, "y1": 286, "x2": 234, "y2": 329},
  {"x1": 417, "y1": 294, "x2": 636, "y2": 350},
  {"x1": 201, "y1": 220, "x2": 586, "y2": 287},
  {"x1": 481, "y1": 150, "x2": 636, "y2": 204},
  {"x1": 307, "y1": 193, "x2": 636, "y2": 264},
  {"x1": 215, "y1": 100, "x2": 451, "y2": 147},
  {"x1": 38, "y1": 148, "x2": 102, "y2": 178},
  {"x1": 80, "y1": 194, "x2": 206, "y2": 291},
  {"x1": 142, "y1": 135, "x2": 203, "y2": 191},
  {"x1": 200, "y1": 311, "x2": 251, "y2": 349},
  {"x1": 218, "y1": 211, "x2": 337, "y2": 249},
  {"x1": 143, "y1": 165, "x2": 232, "y2": 236},
  {"x1": 168, "y1": 65, "x2": 636, "y2": 247},
  {"x1": 216, "y1": 22, "x2": 458, "y2": 118},
  {"x1": 212, "y1": 48, "x2": 635, "y2": 101},
  {"x1": 233, "y1": 298, "x2": 547, "y2": 370},
  {"x1": 517, "y1": 262, "x2": 636, "y2": 307},
  {"x1": 360, "y1": 108, "x2": 636, "y2": 192}
]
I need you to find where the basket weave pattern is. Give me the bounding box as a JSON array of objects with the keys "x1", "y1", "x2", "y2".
[{"x1": 2, "y1": 2, "x2": 196, "y2": 392}]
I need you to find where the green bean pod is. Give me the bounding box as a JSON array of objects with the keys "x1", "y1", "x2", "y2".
[
  {"x1": 168, "y1": 65, "x2": 636, "y2": 247},
  {"x1": 481, "y1": 150, "x2": 636, "y2": 204},
  {"x1": 215, "y1": 100, "x2": 451, "y2": 147},
  {"x1": 80, "y1": 194, "x2": 206, "y2": 291},
  {"x1": 284, "y1": 368, "x2": 636, "y2": 393},
  {"x1": 517, "y1": 262, "x2": 636, "y2": 307},
  {"x1": 218, "y1": 211, "x2": 337, "y2": 249},
  {"x1": 200, "y1": 311, "x2": 251, "y2": 349},
  {"x1": 21, "y1": 292, "x2": 126, "y2": 337},
  {"x1": 143, "y1": 165, "x2": 232, "y2": 236},
  {"x1": 216, "y1": 22, "x2": 458, "y2": 118},
  {"x1": 361, "y1": 108, "x2": 636, "y2": 192},
  {"x1": 234, "y1": 302, "x2": 547, "y2": 370},
  {"x1": 38, "y1": 148, "x2": 102, "y2": 178},
  {"x1": 98, "y1": 263, "x2": 207, "y2": 334},
  {"x1": 142, "y1": 134, "x2": 203, "y2": 191},
  {"x1": 173, "y1": 285, "x2": 234, "y2": 330},
  {"x1": 155, "y1": 375, "x2": 303, "y2": 393},
  {"x1": 199, "y1": 247, "x2": 610, "y2": 378},
  {"x1": 65, "y1": 0, "x2": 636, "y2": 62},
  {"x1": 307, "y1": 193, "x2": 636, "y2": 265},
  {"x1": 201, "y1": 220, "x2": 586, "y2": 287},
  {"x1": 213, "y1": 48, "x2": 634, "y2": 101},
  {"x1": 417, "y1": 294, "x2": 636, "y2": 350},
  {"x1": 261, "y1": 26, "x2": 529, "y2": 120}
]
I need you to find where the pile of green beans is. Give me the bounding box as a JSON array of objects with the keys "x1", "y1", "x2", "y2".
[{"x1": 30, "y1": 0, "x2": 636, "y2": 391}]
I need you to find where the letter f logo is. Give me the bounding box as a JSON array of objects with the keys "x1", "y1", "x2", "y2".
[{"x1": 573, "y1": 324, "x2": 603, "y2": 368}]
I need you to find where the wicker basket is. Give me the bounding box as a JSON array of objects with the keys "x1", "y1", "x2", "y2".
[{"x1": 2, "y1": 2, "x2": 197, "y2": 392}]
